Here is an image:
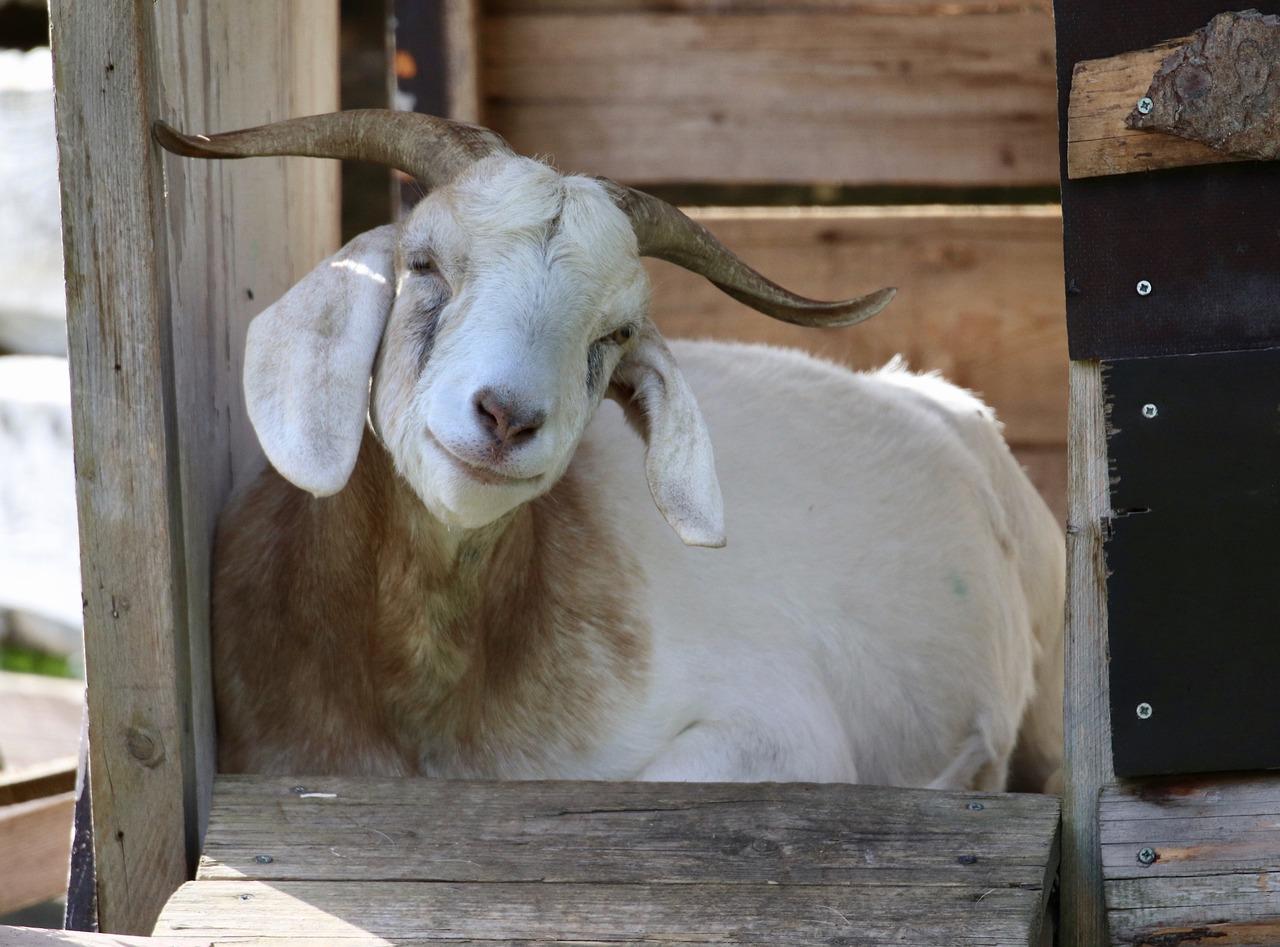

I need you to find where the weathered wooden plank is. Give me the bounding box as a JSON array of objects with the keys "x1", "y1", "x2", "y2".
[
  {"x1": 1102, "y1": 773, "x2": 1280, "y2": 946},
  {"x1": 50, "y1": 0, "x2": 340, "y2": 932},
  {"x1": 152, "y1": 0, "x2": 340, "y2": 849},
  {"x1": 1059, "y1": 360, "x2": 1115, "y2": 947},
  {"x1": 0, "y1": 929, "x2": 181, "y2": 947},
  {"x1": 196, "y1": 776, "x2": 1060, "y2": 886},
  {"x1": 0, "y1": 791, "x2": 75, "y2": 915},
  {"x1": 48, "y1": 0, "x2": 197, "y2": 931},
  {"x1": 493, "y1": 0, "x2": 1054, "y2": 11},
  {"x1": 650, "y1": 207, "x2": 1068, "y2": 449},
  {"x1": 1066, "y1": 38, "x2": 1237, "y2": 180},
  {"x1": 0, "y1": 754, "x2": 77, "y2": 807},
  {"x1": 443, "y1": 0, "x2": 482, "y2": 122},
  {"x1": 482, "y1": 7, "x2": 1058, "y2": 186},
  {"x1": 157, "y1": 877, "x2": 1049, "y2": 946}
]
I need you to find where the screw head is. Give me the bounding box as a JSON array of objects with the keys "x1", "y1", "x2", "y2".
[
  {"x1": 1142, "y1": 404, "x2": 1158, "y2": 419},
  {"x1": 239, "y1": 893, "x2": 254, "y2": 901},
  {"x1": 1137, "y1": 96, "x2": 1154, "y2": 115},
  {"x1": 967, "y1": 802, "x2": 985, "y2": 811},
  {"x1": 1137, "y1": 280, "x2": 1153, "y2": 296},
  {"x1": 1136, "y1": 702, "x2": 1153, "y2": 720},
  {"x1": 1137, "y1": 846, "x2": 1157, "y2": 866},
  {"x1": 254, "y1": 854, "x2": 274, "y2": 864},
  {"x1": 291, "y1": 785, "x2": 308, "y2": 794}
]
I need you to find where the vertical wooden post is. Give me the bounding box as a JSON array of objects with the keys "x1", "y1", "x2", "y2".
[
  {"x1": 49, "y1": 0, "x2": 338, "y2": 932},
  {"x1": 443, "y1": 0, "x2": 482, "y2": 123},
  {"x1": 1060, "y1": 360, "x2": 1115, "y2": 947}
]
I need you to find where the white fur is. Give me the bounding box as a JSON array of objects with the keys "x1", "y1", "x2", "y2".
[{"x1": 238, "y1": 153, "x2": 1064, "y2": 789}]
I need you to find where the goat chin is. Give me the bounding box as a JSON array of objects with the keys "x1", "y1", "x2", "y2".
[{"x1": 212, "y1": 339, "x2": 1064, "y2": 793}]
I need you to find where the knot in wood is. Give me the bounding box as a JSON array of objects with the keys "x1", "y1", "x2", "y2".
[{"x1": 125, "y1": 725, "x2": 165, "y2": 767}]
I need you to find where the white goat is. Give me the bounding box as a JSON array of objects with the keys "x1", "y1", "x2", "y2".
[{"x1": 157, "y1": 111, "x2": 1064, "y2": 790}]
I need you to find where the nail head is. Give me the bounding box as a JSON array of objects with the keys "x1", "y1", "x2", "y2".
[
  {"x1": 1137, "y1": 280, "x2": 1153, "y2": 296},
  {"x1": 1137, "y1": 702, "x2": 1153, "y2": 720}
]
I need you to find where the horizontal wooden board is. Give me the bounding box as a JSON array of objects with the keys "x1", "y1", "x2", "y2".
[
  {"x1": 649, "y1": 206, "x2": 1068, "y2": 448},
  {"x1": 159, "y1": 775, "x2": 1059, "y2": 946},
  {"x1": 481, "y1": 6, "x2": 1058, "y2": 186},
  {"x1": 197, "y1": 775, "x2": 1059, "y2": 886},
  {"x1": 0, "y1": 790, "x2": 74, "y2": 915},
  {"x1": 1067, "y1": 39, "x2": 1238, "y2": 180},
  {"x1": 1100, "y1": 773, "x2": 1280, "y2": 946}
]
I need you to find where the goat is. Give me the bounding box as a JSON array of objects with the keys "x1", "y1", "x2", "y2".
[{"x1": 156, "y1": 111, "x2": 1064, "y2": 790}]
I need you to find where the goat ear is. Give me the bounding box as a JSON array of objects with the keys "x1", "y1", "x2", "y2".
[
  {"x1": 610, "y1": 327, "x2": 725, "y2": 548},
  {"x1": 244, "y1": 225, "x2": 398, "y2": 496}
]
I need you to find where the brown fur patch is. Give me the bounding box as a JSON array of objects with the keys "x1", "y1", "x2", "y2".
[{"x1": 212, "y1": 431, "x2": 648, "y2": 776}]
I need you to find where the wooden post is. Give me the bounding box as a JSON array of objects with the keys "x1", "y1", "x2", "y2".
[
  {"x1": 49, "y1": 0, "x2": 338, "y2": 932},
  {"x1": 1060, "y1": 360, "x2": 1115, "y2": 947}
]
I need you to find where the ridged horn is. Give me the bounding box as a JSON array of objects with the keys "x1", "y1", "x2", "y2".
[
  {"x1": 611, "y1": 184, "x2": 896, "y2": 328},
  {"x1": 153, "y1": 109, "x2": 509, "y2": 191}
]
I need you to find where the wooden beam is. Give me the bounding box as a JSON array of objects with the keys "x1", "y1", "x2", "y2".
[
  {"x1": 481, "y1": 5, "x2": 1058, "y2": 186},
  {"x1": 1067, "y1": 39, "x2": 1239, "y2": 179},
  {"x1": 443, "y1": 0, "x2": 483, "y2": 122},
  {"x1": 0, "y1": 791, "x2": 75, "y2": 915},
  {"x1": 1101, "y1": 772, "x2": 1280, "y2": 946},
  {"x1": 0, "y1": 755, "x2": 77, "y2": 807},
  {"x1": 50, "y1": 0, "x2": 339, "y2": 933},
  {"x1": 1059, "y1": 360, "x2": 1116, "y2": 947},
  {"x1": 158, "y1": 775, "x2": 1059, "y2": 945},
  {"x1": 0, "y1": 929, "x2": 182, "y2": 947}
]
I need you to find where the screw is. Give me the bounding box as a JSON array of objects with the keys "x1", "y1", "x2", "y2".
[
  {"x1": 291, "y1": 785, "x2": 308, "y2": 794},
  {"x1": 1142, "y1": 404, "x2": 1158, "y2": 419},
  {"x1": 967, "y1": 802, "x2": 985, "y2": 811},
  {"x1": 1136, "y1": 702, "x2": 1153, "y2": 720},
  {"x1": 1137, "y1": 280, "x2": 1153, "y2": 296},
  {"x1": 254, "y1": 854, "x2": 273, "y2": 864},
  {"x1": 1137, "y1": 97, "x2": 1154, "y2": 115},
  {"x1": 239, "y1": 893, "x2": 254, "y2": 901},
  {"x1": 1137, "y1": 847, "x2": 1157, "y2": 866}
]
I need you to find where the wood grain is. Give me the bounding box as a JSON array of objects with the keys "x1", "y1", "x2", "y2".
[
  {"x1": 1101, "y1": 773, "x2": 1280, "y2": 946},
  {"x1": 152, "y1": 0, "x2": 341, "y2": 849},
  {"x1": 0, "y1": 755, "x2": 77, "y2": 807},
  {"x1": 156, "y1": 775, "x2": 1059, "y2": 946},
  {"x1": 49, "y1": 0, "x2": 339, "y2": 932},
  {"x1": 0, "y1": 929, "x2": 183, "y2": 947},
  {"x1": 0, "y1": 791, "x2": 75, "y2": 915},
  {"x1": 650, "y1": 207, "x2": 1068, "y2": 449},
  {"x1": 1059, "y1": 360, "x2": 1115, "y2": 947},
  {"x1": 1066, "y1": 39, "x2": 1239, "y2": 180},
  {"x1": 444, "y1": 0, "x2": 483, "y2": 122},
  {"x1": 49, "y1": 0, "x2": 198, "y2": 931},
  {"x1": 482, "y1": 6, "x2": 1058, "y2": 186}
]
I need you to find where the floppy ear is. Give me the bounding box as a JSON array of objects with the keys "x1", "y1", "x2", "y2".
[
  {"x1": 244, "y1": 225, "x2": 398, "y2": 496},
  {"x1": 610, "y1": 326, "x2": 725, "y2": 548}
]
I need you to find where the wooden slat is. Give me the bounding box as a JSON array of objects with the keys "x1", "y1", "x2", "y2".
[
  {"x1": 1059, "y1": 360, "x2": 1116, "y2": 947},
  {"x1": 50, "y1": 0, "x2": 340, "y2": 933},
  {"x1": 650, "y1": 207, "x2": 1068, "y2": 448},
  {"x1": 158, "y1": 775, "x2": 1059, "y2": 946},
  {"x1": 49, "y1": 0, "x2": 197, "y2": 931},
  {"x1": 1067, "y1": 39, "x2": 1239, "y2": 180},
  {"x1": 196, "y1": 776, "x2": 1059, "y2": 885},
  {"x1": 1100, "y1": 774, "x2": 1280, "y2": 946},
  {"x1": 0, "y1": 929, "x2": 180, "y2": 947},
  {"x1": 482, "y1": 6, "x2": 1058, "y2": 186},
  {"x1": 444, "y1": 0, "x2": 483, "y2": 122},
  {"x1": 0, "y1": 791, "x2": 74, "y2": 915},
  {"x1": 0, "y1": 670, "x2": 82, "y2": 771},
  {"x1": 153, "y1": 0, "x2": 341, "y2": 853},
  {"x1": 0, "y1": 755, "x2": 77, "y2": 807}
]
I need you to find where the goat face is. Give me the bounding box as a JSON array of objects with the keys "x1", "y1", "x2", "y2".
[{"x1": 374, "y1": 156, "x2": 658, "y2": 533}]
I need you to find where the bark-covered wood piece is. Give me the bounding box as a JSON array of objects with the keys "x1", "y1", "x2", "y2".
[
  {"x1": 156, "y1": 775, "x2": 1061, "y2": 945},
  {"x1": 1101, "y1": 772, "x2": 1280, "y2": 946},
  {"x1": 1128, "y1": 9, "x2": 1280, "y2": 160}
]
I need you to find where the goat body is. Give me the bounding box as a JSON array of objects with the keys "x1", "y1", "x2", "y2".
[{"x1": 215, "y1": 340, "x2": 1063, "y2": 791}]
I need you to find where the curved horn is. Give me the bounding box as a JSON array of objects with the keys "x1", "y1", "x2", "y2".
[
  {"x1": 612, "y1": 185, "x2": 896, "y2": 328},
  {"x1": 153, "y1": 109, "x2": 510, "y2": 191}
]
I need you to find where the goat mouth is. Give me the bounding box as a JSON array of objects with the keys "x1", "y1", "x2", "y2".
[{"x1": 427, "y1": 432, "x2": 542, "y2": 487}]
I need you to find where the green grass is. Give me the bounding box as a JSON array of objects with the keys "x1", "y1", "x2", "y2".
[{"x1": 0, "y1": 644, "x2": 76, "y2": 678}]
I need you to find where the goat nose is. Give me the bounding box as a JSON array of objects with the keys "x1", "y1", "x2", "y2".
[{"x1": 473, "y1": 388, "x2": 545, "y2": 445}]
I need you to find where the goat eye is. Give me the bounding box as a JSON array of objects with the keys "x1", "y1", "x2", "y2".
[
  {"x1": 606, "y1": 324, "x2": 636, "y2": 345},
  {"x1": 408, "y1": 255, "x2": 438, "y2": 275}
]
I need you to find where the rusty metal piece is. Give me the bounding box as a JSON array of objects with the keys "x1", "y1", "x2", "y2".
[{"x1": 1128, "y1": 10, "x2": 1280, "y2": 161}]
